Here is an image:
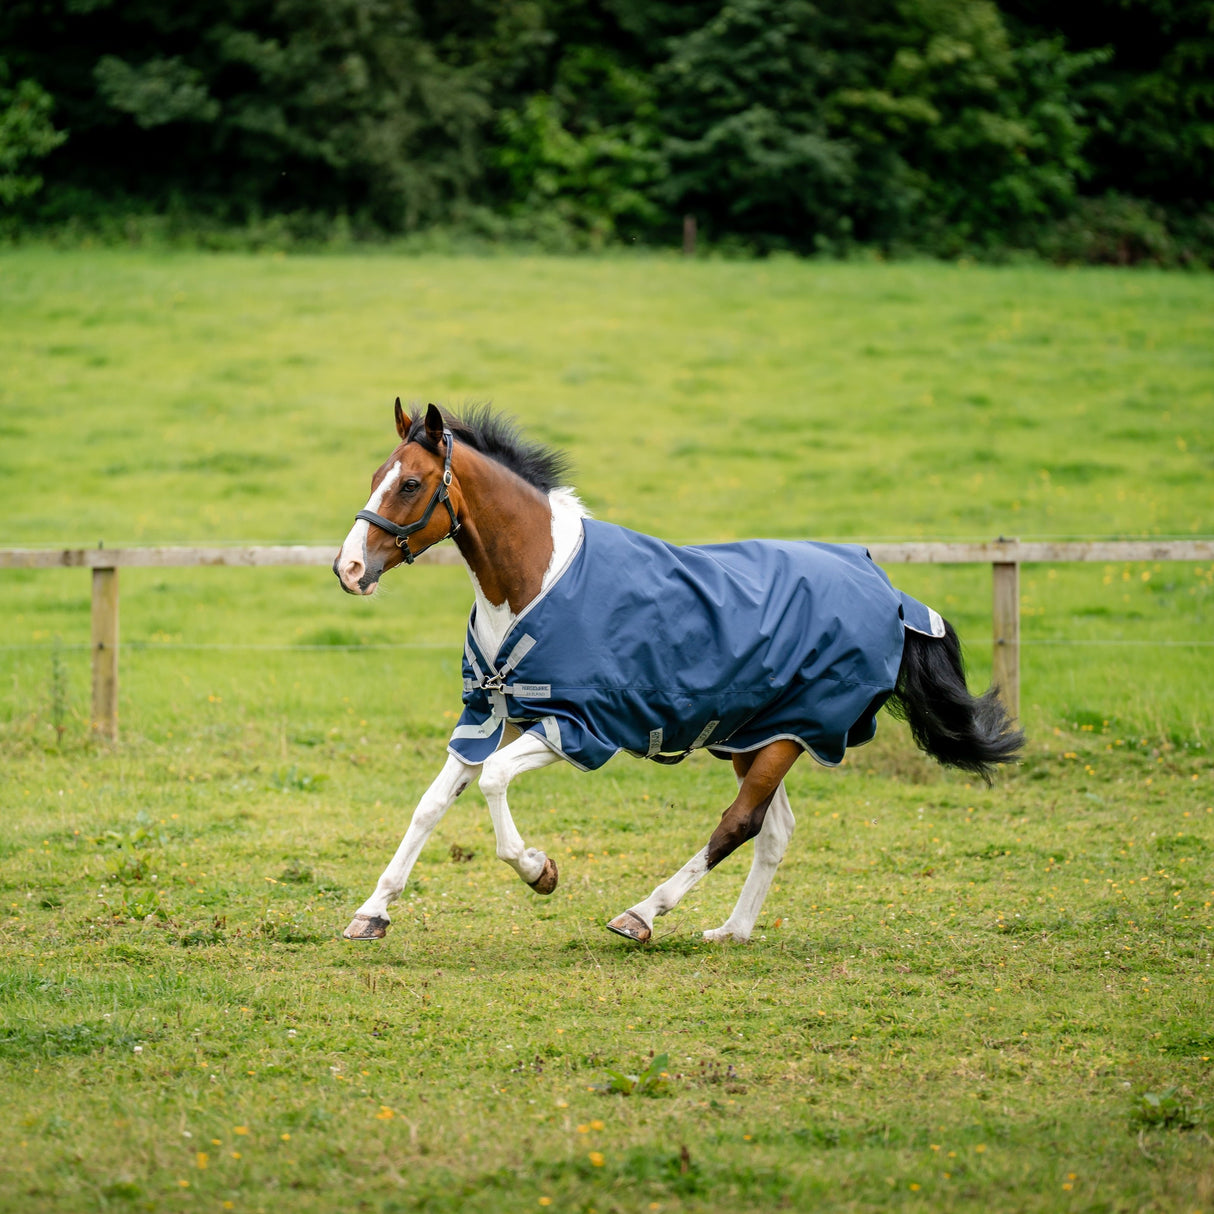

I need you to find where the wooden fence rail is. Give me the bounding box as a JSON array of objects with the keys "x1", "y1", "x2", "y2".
[{"x1": 3, "y1": 538, "x2": 1211, "y2": 742}]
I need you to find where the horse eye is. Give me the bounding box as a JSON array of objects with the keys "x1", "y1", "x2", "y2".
[{"x1": 400, "y1": 478, "x2": 421, "y2": 495}]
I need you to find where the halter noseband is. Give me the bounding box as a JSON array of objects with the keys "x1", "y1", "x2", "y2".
[{"x1": 354, "y1": 429, "x2": 461, "y2": 565}]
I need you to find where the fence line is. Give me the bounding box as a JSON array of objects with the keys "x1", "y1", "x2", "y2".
[
  {"x1": 3, "y1": 539, "x2": 1212, "y2": 742},
  {"x1": 5, "y1": 538, "x2": 1213, "y2": 570},
  {"x1": 4, "y1": 638, "x2": 1213, "y2": 655}
]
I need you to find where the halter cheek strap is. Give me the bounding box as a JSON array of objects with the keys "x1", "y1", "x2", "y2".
[{"x1": 354, "y1": 429, "x2": 461, "y2": 565}]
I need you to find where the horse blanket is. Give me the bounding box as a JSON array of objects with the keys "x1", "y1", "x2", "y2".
[{"x1": 448, "y1": 519, "x2": 944, "y2": 772}]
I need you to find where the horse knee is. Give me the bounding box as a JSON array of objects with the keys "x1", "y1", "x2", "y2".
[
  {"x1": 478, "y1": 758, "x2": 509, "y2": 802},
  {"x1": 411, "y1": 800, "x2": 445, "y2": 833}
]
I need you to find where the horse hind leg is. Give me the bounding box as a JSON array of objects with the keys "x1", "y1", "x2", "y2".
[
  {"x1": 607, "y1": 740, "x2": 800, "y2": 944},
  {"x1": 606, "y1": 847, "x2": 711, "y2": 943},
  {"x1": 702, "y1": 780, "x2": 794, "y2": 943}
]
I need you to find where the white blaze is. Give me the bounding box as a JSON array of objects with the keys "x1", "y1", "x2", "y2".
[{"x1": 336, "y1": 460, "x2": 401, "y2": 590}]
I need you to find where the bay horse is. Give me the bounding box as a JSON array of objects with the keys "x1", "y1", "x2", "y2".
[{"x1": 333, "y1": 403, "x2": 1023, "y2": 944}]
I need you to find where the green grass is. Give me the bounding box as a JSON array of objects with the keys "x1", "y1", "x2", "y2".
[
  {"x1": 0, "y1": 251, "x2": 1210, "y2": 548},
  {"x1": 1, "y1": 722, "x2": 1211, "y2": 1212},
  {"x1": 1, "y1": 249, "x2": 1212, "y2": 1212}
]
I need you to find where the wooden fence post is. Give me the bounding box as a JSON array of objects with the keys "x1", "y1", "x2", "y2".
[
  {"x1": 991, "y1": 544, "x2": 1020, "y2": 723},
  {"x1": 91, "y1": 565, "x2": 119, "y2": 740},
  {"x1": 683, "y1": 214, "x2": 697, "y2": 257}
]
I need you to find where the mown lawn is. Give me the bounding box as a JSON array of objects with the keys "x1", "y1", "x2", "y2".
[
  {"x1": 1, "y1": 711, "x2": 1211, "y2": 1213},
  {"x1": 1, "y1": 250, "x2": 1211, "y2": 1212}
]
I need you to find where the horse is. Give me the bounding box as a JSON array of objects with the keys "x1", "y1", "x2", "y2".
[{"x1": 333, "y1": 402, "x2": 1024, "y2": 944}]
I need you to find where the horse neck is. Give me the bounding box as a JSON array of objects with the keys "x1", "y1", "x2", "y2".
[
  {"x1": 465, "y1": 486, "x2": 587, "y2": 660},
  {"x1": 452, "y1": 449, "x2": 586, "y2": 654}
]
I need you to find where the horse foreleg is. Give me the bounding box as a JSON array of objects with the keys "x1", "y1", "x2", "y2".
[
  {"x1": 478, "y1": 730, "x2": 563, "y2": 892},
  {"x1": 343, "y1": 753, "x2": 477, "y2": 940},
  {"x1": 607, "y1": 739, "x2": 801, "y2": 943}
]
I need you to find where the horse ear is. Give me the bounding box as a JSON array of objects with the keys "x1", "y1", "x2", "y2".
[
  {"x1": 424, "y1": 403, "x2": 445, "y2": 447},
  {"x1": 394, "y1": 397, "x2": 409, "y2": 440}
]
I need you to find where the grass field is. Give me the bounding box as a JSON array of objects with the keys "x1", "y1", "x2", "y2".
[{"x1": 1, "y1": 250, "x2": 1212, "y2": 1212}]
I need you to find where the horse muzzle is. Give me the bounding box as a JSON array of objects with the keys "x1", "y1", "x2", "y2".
[{"x1": 333, "y1": 554, "x2": 381, "y2": 596}]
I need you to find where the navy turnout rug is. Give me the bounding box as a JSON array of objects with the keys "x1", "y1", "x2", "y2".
[{"x1": 449, "y1": 519, "x2": 943, "y2": 771}]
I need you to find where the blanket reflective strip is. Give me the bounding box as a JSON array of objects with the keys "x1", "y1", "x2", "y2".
[{"x1": 901, "y1": 596, "x2": 946, "y2": 639}]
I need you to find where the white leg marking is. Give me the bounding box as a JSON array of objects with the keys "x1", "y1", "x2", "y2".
[
  {"x1": 478, "y1": 730, "x2": 562, "y2": 884},
  {"x1": 622, "y1": 846, "x2": 712, "y2": 937},
  {"x1": 703, "y1": 781, "x2": 795, "y2": 943},
  {"x1": 353, "y1": 752, "x2": 475, "y2": 921}
]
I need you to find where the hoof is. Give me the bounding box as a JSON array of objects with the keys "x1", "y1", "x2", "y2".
[
  {"x1": 606, "y1": 910, "x2": 651, "y2": 943},
  {"x1": 528, "y1": 855, "x2": 559, "y2": 896},
  {"x1": 343, "y1": 914, "x2": 389, "y2": 940},
  {"x1": 702, "y1": 926, "x2": 748, "y2": 943}
]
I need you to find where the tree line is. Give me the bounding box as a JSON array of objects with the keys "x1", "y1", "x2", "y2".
[{"x1": 2, "y1": 0, "x2": 1211, "y2": 262}]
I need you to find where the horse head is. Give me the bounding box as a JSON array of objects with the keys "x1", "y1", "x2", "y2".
[{"x1": 333, "y1": 401, "x2": 462, "y2": 594}]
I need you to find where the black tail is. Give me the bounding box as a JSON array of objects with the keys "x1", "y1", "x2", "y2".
[{"x1": 886, "y1": 619, "x2": 1025, "y2": 783}]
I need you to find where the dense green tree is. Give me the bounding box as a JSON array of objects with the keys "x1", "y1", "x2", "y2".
[
  {"x1": 652, "y1": 0, "x2": 1094, "y2": 252},
  {"x1": 0, "y1": 58, "x2": 67, "y2": 206},
  {"x1": 1003, "y1": 0, "x2": 1214, "y2": 206},
  {"x1": 1, "y1": 0, "x2": 492, "y2": 229},
  {"x1": 488, "y1": 1, "x2": 709, "y2": 243},
  {"x1": 654, "y1": 0, "x2": 857, "y2": 249},
  {"x1": 0, "y1": 0, "x2": 1208, "y2": 257}
]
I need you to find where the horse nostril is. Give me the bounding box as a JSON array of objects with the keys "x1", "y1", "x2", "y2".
[{"x1": 334, "y1": 555, "x2": 365, "y2": 590}]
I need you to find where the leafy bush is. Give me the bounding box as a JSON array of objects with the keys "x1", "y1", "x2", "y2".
[
  {"x1": 1131, "y1": 1087, "x2": 1208, "y2": 1132},
  {"x1": 598, "y1": 1052, "x2": 672, "y2": 1096},
  {"x1": 0, "y1": 59, "x2": 66, "y2": 205},
  {"x1": 1037, "y1": 193, "x2": 1214, "y2": 267}
]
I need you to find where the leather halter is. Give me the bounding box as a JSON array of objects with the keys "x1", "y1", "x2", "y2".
[{"x1": 354, "y1": 429, "x2": 461, "y2": 565}]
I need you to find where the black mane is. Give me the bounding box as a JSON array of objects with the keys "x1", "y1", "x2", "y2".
[{"x1": 406, "y1": 405, "x2": 572, "y2": 494}]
